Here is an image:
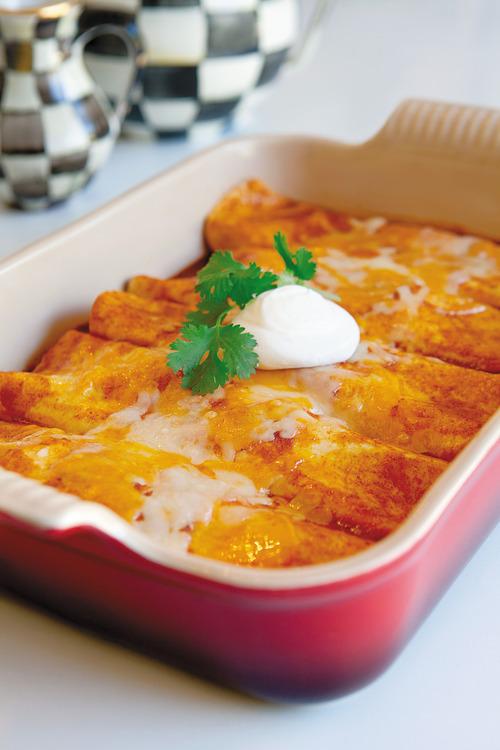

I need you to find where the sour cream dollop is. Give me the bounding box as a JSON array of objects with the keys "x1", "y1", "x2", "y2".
[{"x1": 232, "y1": 285, "x2": 360, "y2": 370}]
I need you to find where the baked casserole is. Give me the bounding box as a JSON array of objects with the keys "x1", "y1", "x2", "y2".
[{"x1": 1, "y1": 180, "x2": 499, "y2": 567}]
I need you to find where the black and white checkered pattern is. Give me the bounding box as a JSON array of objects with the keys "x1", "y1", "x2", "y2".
[
  {"x1": 80, "y1": 0, "x2": 298, "y2": 138},
  {"x1": 0, "y1": 7, "x2": 118, "y2": 209}
]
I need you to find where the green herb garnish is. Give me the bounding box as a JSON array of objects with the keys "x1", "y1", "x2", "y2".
[
  {"x1": 274, "y1": 231, "x2": 317, "y2": 281},
  {"x1": 167, "y1": 232, "x2": 323, "y2": 394},
  {"x1": 168, "y1": 321, "x2": 258, "y2": 395},
  {"x1": 194, "y1": 251, "x2": 279, "y2": 308}
]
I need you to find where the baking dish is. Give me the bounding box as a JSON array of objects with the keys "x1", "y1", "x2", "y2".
[{"x1": 0, "y1": 98, "x2": 499, "y2": 702}]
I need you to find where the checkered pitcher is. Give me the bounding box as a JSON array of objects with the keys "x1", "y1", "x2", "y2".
[
  {"x1": 79, "y1": 0, "x2": 332, "y2": 140},
  {"x1": 0, "y1": 0, "x2": 137, "y2": 209}
]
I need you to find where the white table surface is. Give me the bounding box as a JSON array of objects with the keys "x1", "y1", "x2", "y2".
[{"x1": 1, "y1": 1, "x2": 499, "y2": 747}]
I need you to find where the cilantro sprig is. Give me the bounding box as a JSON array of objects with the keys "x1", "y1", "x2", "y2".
[
  {"x1": 194, "y1": 251, "x2": 279, "y2": 309},
  {"x1": 168, "y1": 321, "x2": 258, "y2": 395},
  {"x1": 167, "y1": 233, "x2": 321, "y2": 394},
  {"x1": 274, "y1": 231, "x2": 317, "y2": 282}
]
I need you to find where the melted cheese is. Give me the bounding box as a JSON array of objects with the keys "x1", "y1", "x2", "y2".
[
  {"x1": 94, "y1": 390, "x2": 214, "y2": 465},
  {"x1": 251, "y1": 408, "x2": 316, "y2": 442},
  {"x1": 135, "y1": 465, "x2": 268, "y2": 550},
  {"x1": 102, "y1": 390, "x2": 159, "y2": 426},
  {"x1": 350, "y1": 216, "x2": 388, "y2": 234},
  {"x1": 371, "y1": 283, "x2": 429, "y2": 315},
  {"x1": 419, "y1": 228, "x2": 479, "y2": 255},
  {"x1": 349, "y1": 340, "x2": 399, "y2": 364},
  {"x1": 445, "y1": 269, "x2": 472, "y2": 295},
  {"x1": 319, "y1": 248, "x2": 410, "y2": 284},
  {"x1": 128, "y1": 412, "x2": 212, "y2": 465},
  {"x1": 1, "y1": 180, "x2": 499, "y2": 569}
]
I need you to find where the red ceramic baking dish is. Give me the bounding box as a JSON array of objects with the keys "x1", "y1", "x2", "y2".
[{"x1": 0, "y1": 99, "x2": 499, "y2": 702}]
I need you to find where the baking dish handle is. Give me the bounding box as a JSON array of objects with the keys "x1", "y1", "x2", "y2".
[{"x1": 370, "y1": 98, "x2": 500, "y2": 162}]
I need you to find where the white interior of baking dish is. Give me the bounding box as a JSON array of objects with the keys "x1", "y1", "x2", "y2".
[{"x1": 0, "y1": 98, "x2": 499, "y2": 589}]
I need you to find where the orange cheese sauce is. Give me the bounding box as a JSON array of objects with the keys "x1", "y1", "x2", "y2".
[
  {"x1": 0, "y1": 180, "x2": 498, "y2": 567},
  {"x1": 205, "y1": 180, "x2": 500, "y2": 372}
]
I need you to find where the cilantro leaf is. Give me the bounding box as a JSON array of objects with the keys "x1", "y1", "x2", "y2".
[
  {"x1": 293, "y1": 247, "x2": 317, "y2": 280},
  {"x1": 273, "y1": 232, "x2": 295, "y2": 273},
  {"x1": 230, "y1": 262, "x2": 278, "y2": 307},
  {"x1": 218, "y1": 324, "x2": 258, "y2": 380},
  {"x1": 167, "y1": 322, "x2": 258, "y2": 395},
  {"x1": 185, "y1": 296, "x2": 230, "y2": 327},
  {"x1": 167, "y1": 323, "x2": 228, "y2": 394},
  {"x1": 274, "y1": 231, "x2": 316, "y2": 281},
  {"x1": 167, "y1": 323, "x2": 213, "y2": 377},
  {"x1": 183, "y1": 348, "x2": 228, "y2": 395},
  {"x1": 196, "y1": 251, "x2": 278, "y2": 308},
  {"x1": 195, "y1": 251, "x2": 244, "y2": 302}
]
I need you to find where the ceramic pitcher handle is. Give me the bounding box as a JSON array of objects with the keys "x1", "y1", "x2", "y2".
[
  {"x1": 287, "y1": 0, "x2": 335, "y2": 65},
  {"x1": 75, "y1": 24, "x2": 138, "y2": 122}
]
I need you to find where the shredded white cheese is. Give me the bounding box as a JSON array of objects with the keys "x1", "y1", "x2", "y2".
[
  {"x1": 247, "y1": 383, "x2": 326, "y2": 418},
  {"x1": 349, "y1": 340, "x2": 399, "y2": 364},
  {"x1": 419, "y1": 228, "x2": 480, "y2": 256},
  {"x1": 459, "y1": 251, "x2": 496, "y2": 280},
  {"x1": 433, "y1": 304, "x2": 487, "y2": 316},
  {"x1": 319, "y1": 249, "x2": 410, "y2": 285},
  {"x1": 70, "y1": 443, "x2": 105, "y2": 455},
  {"x1": 445, "y1": 269, "x2": 471, "y2": 295},
  {"x1": 245, "y1": 384, "x2": 311, "y2": 405},
  {"x1": 220, "y1": 442, "x2": 236, "y2": 462},
  {"x1": 302, "y1": 417, "x2": 348, "y2": 456},
  {"x1": 93, "y1": 391, "x2": 215, "y2": 464},
  {"x1": 105, "y1": 390, "x2": 159, "y2": 426},
  {"x1": 128, "y1": 412, "x2": 212, "y2": 465},
  {"x1": 371, "y1": 283, "x2": 429, "y2": 316},
  {"x1": 251, "y1": 408, "x2": 315, "y2": 442},
  {"x1": 395, "y1": 284, "x2": 430, "y2": 315},
  {"x1": 135, "y1": 465, "x2": 269, "y2": 549},
  {"x1": 350, "y1": 216, "x2": 387, "y2": 234},
  {"x1": 216, "y1": 505, "x2": 260, "y2": 525}
]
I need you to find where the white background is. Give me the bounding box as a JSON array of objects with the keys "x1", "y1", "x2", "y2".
[{"x1": 1, "y1": 1, "x2": 499, "y2": 747}]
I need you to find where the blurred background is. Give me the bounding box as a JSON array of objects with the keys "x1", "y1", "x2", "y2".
[{"x1": 2, "y1": 0, "x2": 500, "y2": 255}]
